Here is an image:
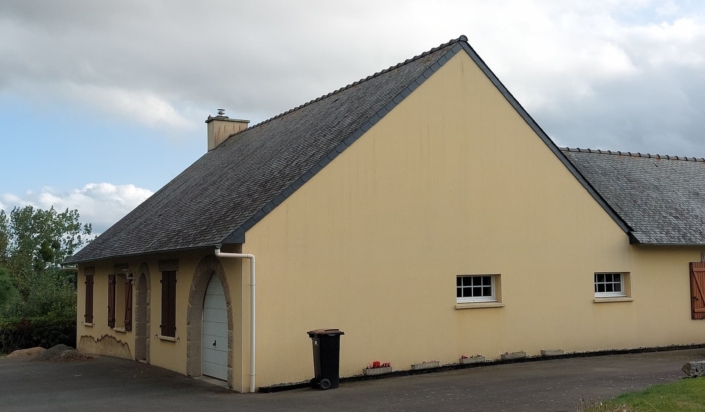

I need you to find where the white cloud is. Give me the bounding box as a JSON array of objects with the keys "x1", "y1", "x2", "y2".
[
  {"x1": 64, "y1": 84, "x2": 197, "y2": 130},
  {"x1": 624, "y1": 18, "x2": 705, "y2": 67},
  {"x1": 1, "y1": 193, "x2": 29, "y2": 208},
  {"x1": 1, "y1": 0, "x2": 705, "y2": 155},
  {"x1": 1, "y1": 183, "x2": 153, "y2": 234},
  {"x1": 657, "y1": 0, "x2": 680, "y2": 16}
]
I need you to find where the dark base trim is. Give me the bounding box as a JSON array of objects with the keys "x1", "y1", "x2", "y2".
[{"x1": 257, "y1": 342, "x2": 705, "y2": 393}]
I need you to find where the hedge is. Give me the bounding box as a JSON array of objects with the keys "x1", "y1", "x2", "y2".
[{"x1": 0, "y1": 315, "x2": 75, "y2": 354}]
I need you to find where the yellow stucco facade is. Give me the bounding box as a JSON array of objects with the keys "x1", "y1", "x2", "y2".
[
  {"x1": 76, "y1": 50, "x2": 705, "y2": 392},
  {"x1": 77, "y1": 250, "x2": 247, "y2": 388}
]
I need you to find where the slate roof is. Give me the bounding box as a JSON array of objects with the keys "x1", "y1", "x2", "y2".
[
  {"x1": 66, "y1": 37, "x2": 469, "y2": 264},
  {"x1": 68, "y1": 34, "x2": 656, "y2": 265},
  {"x1": 562, "y1": 148, "x2": 705, "y2": 245}
]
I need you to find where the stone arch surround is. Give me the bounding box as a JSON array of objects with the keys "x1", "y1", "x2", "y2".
[
  {"x1": 134, "y1": 263, "x2": 151, "y2": 363},
  {"x1": 186, "y1": 255, "x2": 234, "y2": 387}
]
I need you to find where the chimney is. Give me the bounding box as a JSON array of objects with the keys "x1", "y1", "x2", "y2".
[{"x1": 205, "y1": 109, "x2": 249, "y2": 151}]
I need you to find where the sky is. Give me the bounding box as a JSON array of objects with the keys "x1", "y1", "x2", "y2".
[{"x1": 2, "y1": 0, "x2": 705, "y2": 234}]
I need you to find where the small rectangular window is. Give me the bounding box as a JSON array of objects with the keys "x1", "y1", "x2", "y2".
[
  {"x1": 594, "y1": 273, "x2": 626, "y2": 298},
  {"x1": 457, "y1": 275, "x2": 497, "y2": 303}
]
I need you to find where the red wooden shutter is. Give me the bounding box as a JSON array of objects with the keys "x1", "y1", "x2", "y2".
[
  {"x1": 690, "y1": 262, "x2": 705, "y2": 320},
  {"x1": 84, "y1": 275, "x2": 94, "y2": 324},
  {"x1": 124, "y1": 278, "x2": 133, "y2": 331},
  {"x1": 108, "y1": 274, "x2": 116, "y2": 328},
  {"x1": 161, "y1": 271, "x2": 177, "y2": 337}
]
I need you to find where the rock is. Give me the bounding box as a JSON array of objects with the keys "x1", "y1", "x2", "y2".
[
  {"x1": 682, "y1": 361, "x2": 705, "y2": 377},
  {"x1": 6, "y1": 347, "x2": 46, "y2": 360},
  {"x1": 33, "y1": 345, "x2": 92, "y2": 362},
  {"x1": 501, "y1": 351, "x2": 526, "y2": 361},
  {"x1": 540, "y1": 349, "x2": 564, "y2": 357},
  {"x1": 58, "y1": 349, "x2": 92, "y2": 362},
  {"x1": 33, "y1": 344, "x2": 74, "y2": 362}
]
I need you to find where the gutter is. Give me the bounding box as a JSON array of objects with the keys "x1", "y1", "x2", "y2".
[
  {"x1": 63, "y1": 245, "x2": 215, "y2": 266},
  {"x1": 215, "y1": 247, "x2": 256, "y2": 393}
]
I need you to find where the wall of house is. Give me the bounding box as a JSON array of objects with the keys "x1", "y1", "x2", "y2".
[
  {"x1": 240, "y1": 50, "x2": 705, "y2": 389},
  {"x1": 77, "y1": 265, "x2": 134, "y2": 360},
  {"x1": 76, "y1": 249, "x2": 247, "y2": 391}
]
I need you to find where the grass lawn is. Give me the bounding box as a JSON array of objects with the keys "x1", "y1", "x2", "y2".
[{"x1": 585, "y1": 378, "x2": 705, "y2": 411}]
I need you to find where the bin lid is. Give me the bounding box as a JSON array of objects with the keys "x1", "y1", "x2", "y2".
[{"x1": 307, "y1": 328, "x2": 344, "y2": 337}]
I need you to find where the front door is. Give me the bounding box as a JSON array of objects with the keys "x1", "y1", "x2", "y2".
[{"x1": 202, "y1": 274, "x2": 228, "y2": 380}]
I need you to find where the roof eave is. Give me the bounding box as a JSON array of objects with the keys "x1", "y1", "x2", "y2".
[
  {"x1": 632, "y1": 242, "x2": 705, "y2": 247},
  {"x1": 629, "y1": 238, "x2": 705, "y2": 247},
  {"x1": 62, "y1": 244, "x2": 220, "y2": 266}
]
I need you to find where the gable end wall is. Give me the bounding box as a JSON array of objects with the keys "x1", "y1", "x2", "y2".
[{"x1": 242, "y1": 51, "x2": 704, "y2": 388}]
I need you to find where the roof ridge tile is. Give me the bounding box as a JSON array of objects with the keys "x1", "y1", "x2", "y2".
[{"x1": 560, "y1": 147, "x2": 705, "y2": 163}]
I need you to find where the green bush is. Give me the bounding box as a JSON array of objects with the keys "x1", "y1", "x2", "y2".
[
  {"x1": 0, "y1": 315, "x2": 75, "y2": 354},
  {"x1": 0, "y1": 268, "x2": 76, "y2": 320}
]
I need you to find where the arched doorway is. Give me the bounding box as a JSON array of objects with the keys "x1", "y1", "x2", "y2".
[
  {"x1": 134, "y1": 263, "x2": 151, "y2": 363},
  {"x1": 187, "y1": 255, "x2": 233, "y2": 387}
]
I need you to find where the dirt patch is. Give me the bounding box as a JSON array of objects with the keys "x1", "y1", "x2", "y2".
[
  {"x1": 56, "y1": 349, "x2": 92, "y2": 362},
  {"x1": 6, "y1": 347, "x2": 46, "y2": 360},
  {"x1": 34, "y1": 345, "x2": 92, "y2": 362}
]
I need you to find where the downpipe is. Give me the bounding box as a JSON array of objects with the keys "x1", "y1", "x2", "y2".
[{"x1": 215, "y1": 248, "x2": 256, "y2": 393}]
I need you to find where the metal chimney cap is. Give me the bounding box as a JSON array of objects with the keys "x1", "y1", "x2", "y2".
[{"x1": 205, "y1": 110, "x2": 249, "y2": 124}]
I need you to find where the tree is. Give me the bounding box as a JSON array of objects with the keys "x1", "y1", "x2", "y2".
[
  {"x1": 0, "y1": 207, "x2": 90, "y2": 353},
  {"x1": 0, "y1": 206, "x2": 91, "y2": 299},
  {"x1": 0, "y1": 212, "x2": 8, "y2": 267},
  {"x1": 0, "y1": 266, "x2": 15, "y2": 310},
  {"x1": 0, "y1": 206, "x2": 91, "y2": 320}
]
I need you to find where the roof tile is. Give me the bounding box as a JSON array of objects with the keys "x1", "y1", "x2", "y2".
[
  {"x1": 67, "y1": 38, "x2": 463, "y2": 263},
  {"x1": 562, "y1": 147, "x2": 705, "y2": 245}
]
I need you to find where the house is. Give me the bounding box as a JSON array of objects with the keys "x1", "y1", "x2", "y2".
[{"x1": 66, "y1": 35, "x2": 705, "y2": 393}]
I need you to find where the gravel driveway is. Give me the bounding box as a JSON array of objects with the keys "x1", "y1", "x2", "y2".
[{"x1": 1, "y1": 348, "x2": 704, "y2": 412}]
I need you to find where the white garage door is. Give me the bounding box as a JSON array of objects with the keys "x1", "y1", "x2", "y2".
[{"x1": 202, "y1": 274, "x2": 228, "y2": 381}]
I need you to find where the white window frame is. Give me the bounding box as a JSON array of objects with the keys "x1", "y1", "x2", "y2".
[
  {"x1": 594, "y1": 272, "x2": 626, "y2": 298},
  {"x1": 457, "y1": 275, "x2": 497, "y2": 304}
]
